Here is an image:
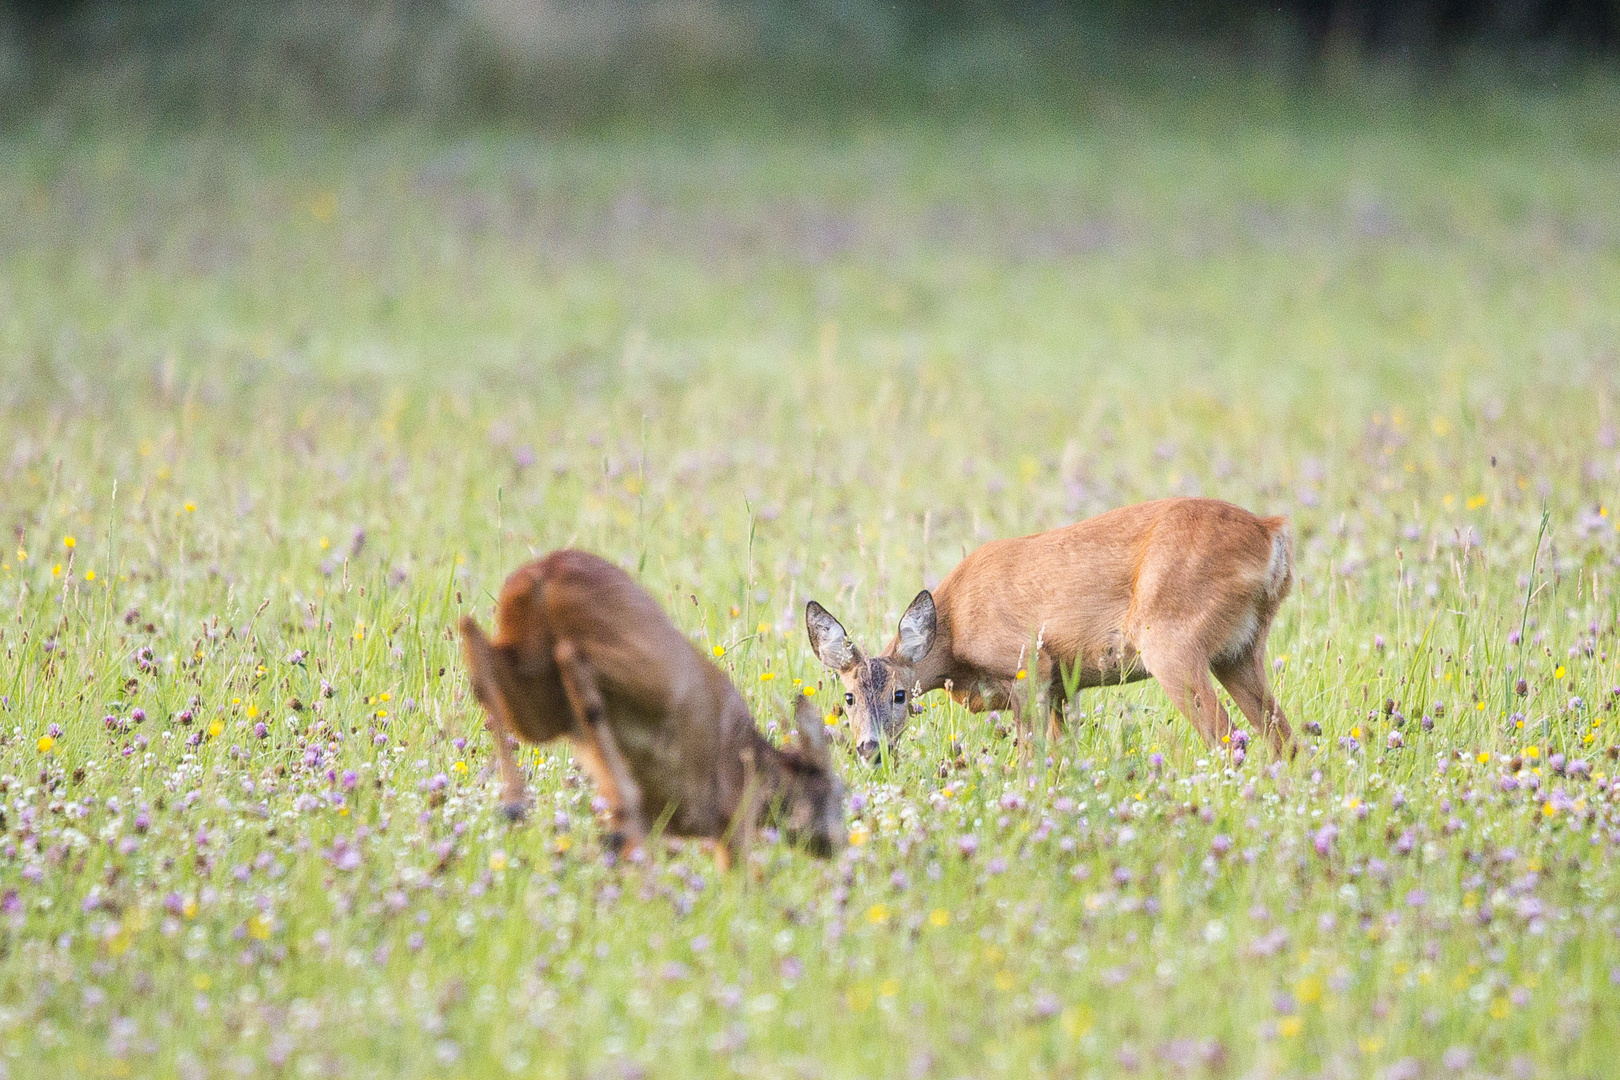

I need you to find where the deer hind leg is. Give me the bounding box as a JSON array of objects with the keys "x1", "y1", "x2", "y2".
[
  {"x1": 460, "y1": 618, "x2": 529, "y2": 821},
  {"x1": 1214, "y1": 648, "x2": 1297, "y2": 760},
  {"x1": 1141, "y1": 642, "x2": 1235, "y2": 751},
  {"x1": 553, "y1": 640, "x2": 648, "y2": 854}
]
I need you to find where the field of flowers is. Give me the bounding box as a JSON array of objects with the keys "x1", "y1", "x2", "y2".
[{"x1": 4, "y1": 78, "x2": 1620, "y2": 1078}]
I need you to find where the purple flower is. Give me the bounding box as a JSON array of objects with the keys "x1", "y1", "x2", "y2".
[
  {"x1": 1405, "y1": 889, "x2": 1428, "y2": 908},
  {"x1": 1312, "y1": 824, "x2": 1338, "y2": 857},
  {"x1": 130, "y1": 708, "x2": 146, "y2": 723},
  {"x1": 1387, "y1": 731, "x2": 1404, "y2": 749},
  {"x1": 341, "y1": 770, "x2": 358, "y2": 790},
  {"x1": 957, "y1": 834, "x2": 979, "y2": 858},
  {"x1": 451, "y1": 737, "x2": 467, "y2": 752},
  {"x1": 254, "y1": 722, "x2": 269, "y2": 739},
  {"x1": 47, "y1": 723, "x2": 62, "y2": 738}
]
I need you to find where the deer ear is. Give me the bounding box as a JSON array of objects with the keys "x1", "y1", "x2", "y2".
[
  {"x1": 805, "y1": 600, "x2": 859, "y2": 670},
  {"x1": 894, "y1": 590, "x2": 936, "y2": 664},
  {"x1": 793, "y1": 693, "x2": 832, "y2": 764}
]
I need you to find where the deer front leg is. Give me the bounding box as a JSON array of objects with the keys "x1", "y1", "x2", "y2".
[
  {"x1": 460, "y1": 618, "x2": 528, "y2": 821},
  {"x1": 553, "y1": 640, "x2": 649, "y2": 854}
]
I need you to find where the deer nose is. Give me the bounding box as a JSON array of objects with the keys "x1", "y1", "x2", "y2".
[{"x1": 856, "y1": 739, "x2": 880, "y2": 761}]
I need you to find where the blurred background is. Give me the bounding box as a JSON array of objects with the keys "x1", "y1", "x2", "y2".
[{"x1": 3, "y1": 0, "x2": 1617, "y2": 128}]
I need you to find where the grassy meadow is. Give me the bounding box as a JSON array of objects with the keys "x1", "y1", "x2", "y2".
[{"x1": 4, "y1": 77, "x2": 1620, "y2": 1078}]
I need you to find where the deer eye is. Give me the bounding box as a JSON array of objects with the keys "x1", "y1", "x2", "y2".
[
  {"x1": 893, "y1": 690, "x2": 906, "y2": 704},
  {"x1": 844, "y1": 693, "x2": 855, "y2": 706}
]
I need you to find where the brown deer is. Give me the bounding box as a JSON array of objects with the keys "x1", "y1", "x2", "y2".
[
  {"x1": 461, "y1": 550, "x2": 845, "y2": 863},
  {"x1": 806, "y1": 497, "x2": 1295, "y2": 761}
]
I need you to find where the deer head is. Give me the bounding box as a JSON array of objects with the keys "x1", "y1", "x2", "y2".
[{"x1": 804, "y1": 591, "x2": 935, "y2": 762}]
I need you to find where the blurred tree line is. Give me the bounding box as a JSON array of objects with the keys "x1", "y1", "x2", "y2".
[{"x1": 1, "y1": 0, "x2": 1614, "y2": 125}]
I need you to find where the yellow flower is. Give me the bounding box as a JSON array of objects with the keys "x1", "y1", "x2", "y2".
[
  {"x1": 184, "y1": 502, "x2": 196, "y2": 512},
  {"x1": 1476, "y1": 752, "x2": 1490, "y2": 764},
  {"x1": 1015, "y1": 669, "x2": 1028, "y2": 681},
  {"x1": 802, "y1": 685, "x2": 815, "y2": 696},
  {"x1": 757, "y1": 622, "x2": 771, "y2": 636},
  {"x1": 880, "y1": 978, "x2": 899, "y2": 998},
  {"x1": 1542, "y1": 802, "x2": 1556, "y2": 817},
  {"x1": 866, "y1": 903, "x2": 889, "y2": 925},
  {"x1": 1525, "y1": 745, "x2": 1539, "y2": 758},
  {"x1": 379, "y1": 692, "x2": 391, "y2": 702},
  {"x1": 1466, "y1": 494, "x2": 1487, "y2": 510},
  {"x1": 1279, "y1": 1017, "x2": 1303, "y2": 1038},
  {"x1": 63, "y1": 535, "x2": 75, "y2": 549},
  {"x1": 488, "y1": 850, "x2": 508, "y2": 871},
  {"x1": 453, "y1": 760, "x2": 468, "y2": 775},
  {"x1": 929, "y1": 908, "x2": 951, "y2": 927},
  {"x1": 245, "y1": 705, "x2": 258, "y2": 719},
  {"x1": 183, "y1": 900, "x2": 198, "y2": 920},
  {"x1": 1554, "y1": 665, "x2": 1567, "y2": 679},
  {"x1": 36, "y1": 735, "x2": 54, "y2": 754},
  {"x1": 712, "y1": 645, "x2": 725, "y2": 658},
  {"x1": 319, "y1": 537, "x2": 330, "y2": 549},
  {"x1": 51, "y1": 563, "x2": 61, "y2": 577},
  {"x1": 248, "y1": 914, "x2": 271, "y2": 940},
  {"x1": 193, "y1": 973, "x2": 209, "y2": 990},
  {"x1": 554, "y1": 835, "x2": 572, "y2": 854},
  {"x1": 994, "y1": 970, "x2": 1016, "y2": 991},
  {"x1": 208, "y1": 720, "x2": 224, "y2": 737},
  {"x1": 84, "y1": 569, "x2": 95, "y2": 581},
  {"x1": 759, "y1": 672, "x2": 775, "y2": 682},
  {"x1": 1295, "y1": 975, "x2": 1323, "y2": 1004},
  {"x1": 848, "y1": 822, "x2": 869, "y2": 847}
]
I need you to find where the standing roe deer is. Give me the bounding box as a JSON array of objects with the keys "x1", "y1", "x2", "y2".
[
  {"x1": 805, "y1": 497, "x2": 1295, "y2": 761},
  {"x1": 461, "y1": 550, "x2": 845, "y2": 862}
]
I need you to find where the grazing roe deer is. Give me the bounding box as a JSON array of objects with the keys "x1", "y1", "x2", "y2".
[
  {"x1": 461, "y1": 550, "x2": 844, "y2": 861},
  {"x1": 806, "y1": 497, "x2": 1295, "y2": 760}
]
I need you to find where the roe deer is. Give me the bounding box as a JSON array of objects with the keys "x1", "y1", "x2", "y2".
[
  {"x1": 805, "y1": 497, "x2": 1295, "y2": 761},
  {"x1": 461, "y1": 550, "x2": 844, "y2": 861}
]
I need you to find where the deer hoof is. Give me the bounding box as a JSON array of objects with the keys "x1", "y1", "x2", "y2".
[{"x1": 498, "y1": 800, "x2": 528, "y2": 823}]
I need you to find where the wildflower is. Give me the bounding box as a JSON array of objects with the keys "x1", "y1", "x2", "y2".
[
  {"x1": 712, "y1": 645, "x2": 725, "y2": 658},
  {"x1": 929, "y1": 909, "x2": 950, "y2": 927},
  {"x1": 847, "y1": 822, "x2": 869, "y2": 847},
  {"x1": 489, "y1": 850, "x2": 508, "y2": 871},
  {"x1": 759, "y1": 672, "x2": 775, "y2": 681},
  {"x1": 866, "y1": 904, "x2": 889, "y2": 925},
  {"x1": 803, "y1": 685, "x2": 815, "y2": 696},
  {"x1": 1555, "y1": 666, "x2": 1567, "y2": 679},
  {"x1": 63, "y1": 536, "x2": 75, "y2": 549},
  {"x1": 36, "y1": 735, "x2": 54, "y2": 754},
  {"x1": 957, "y1": 834, "x2": 979, "y2": 858}
]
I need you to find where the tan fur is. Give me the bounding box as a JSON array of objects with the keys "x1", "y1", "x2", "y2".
[
  {"x1": 807, "y1": 497, "x2": 1296, "y2": 758},
  {"x1": 462, "y1": 550, "x2": 844, "y2": 861}
]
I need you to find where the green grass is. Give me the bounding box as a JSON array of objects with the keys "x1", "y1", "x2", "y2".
[{"x1": 4, "y1": 78, "x2": 1620, "y2": 1078}]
